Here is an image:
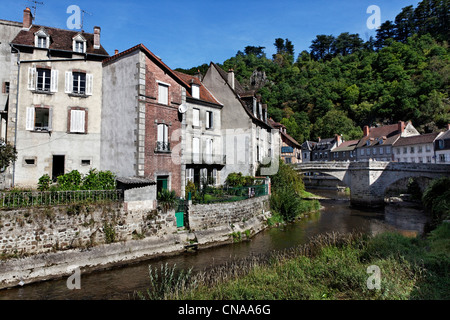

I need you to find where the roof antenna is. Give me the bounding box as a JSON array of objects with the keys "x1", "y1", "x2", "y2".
[
  {"x1": 27, "y1": 0, "x2": 44, "y2": 22},
  {"x1": 80, "y1": 9, "x2": 92, "y2": 32}
]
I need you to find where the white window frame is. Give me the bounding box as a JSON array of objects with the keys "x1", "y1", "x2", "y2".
[
  {"x1": 26, "y1": 106, "x2": 52, "y2": 132},
  {"x1": 70, "y1": 109, "x2": 86, "y2": 133},
  {"x1": 65, "y1": 71, "x2": 93, "y2": 96},
  {"x1": 193, "y1": 108, "x2": 200, "y2": 127},
  {"x1": 193, "y1": 137, "x2": 200, "y2": 163},
  {"x1": 206, "y1": 111, "x2": 213, "y2": 129},
  {"x1": 28, "y1": 67, "x2": 58, "y2": 93},
  {"x1": 192, "y1": 84, "x2": 200, "y2": 99},
  {"x1": 158, "y1": 82, "x2": 169, "y2": 105},
  {"x1": 157, "y1": 123, "x2": 169, "y2": 151}
]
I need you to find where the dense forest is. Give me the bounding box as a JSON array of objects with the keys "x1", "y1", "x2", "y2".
[{"x1": 177, "y1": 0, "x2": 449, "y2": 143}]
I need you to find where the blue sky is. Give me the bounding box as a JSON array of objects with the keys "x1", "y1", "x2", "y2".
[{"x1": 1, "y1": 0, "x2": 421, "y2": 69}]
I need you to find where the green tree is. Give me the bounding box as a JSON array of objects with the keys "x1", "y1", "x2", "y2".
[{"x1": 0, "y1": 141, "x2": 17, "y2": 173}]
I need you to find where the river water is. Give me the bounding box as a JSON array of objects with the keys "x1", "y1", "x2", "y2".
[{"x1": 0, "y1": 189, "x2": 431, "y2": 300}]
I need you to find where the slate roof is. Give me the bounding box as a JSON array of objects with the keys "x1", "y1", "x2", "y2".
[
  {"x1": 11, "y1": 25, "x2": 109, "y2": 56},
  {"x1": 393, "y1": 132, "x2": 441, "y2": 147},
  {"x1": 331, "y1": 140, "x2": 359, "y2": 152}
]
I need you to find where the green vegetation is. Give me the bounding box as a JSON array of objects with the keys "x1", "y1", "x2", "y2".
[
  {"x1": 178, "y1": 0, "x2": 449, "y2": 141},
  {"x1": 422, "y1": 177, "x2": 450, "y2": 226},
  {"x1": 0, "y1": 140, "x2": 17, "y2": 173},
  {"x1": 138, "y1": 223, "x2": 449, "y2": 300},
  {"x1": 157, "y1": 189, "x2": 178, "y2": 212},
  {"x1": 267, "y1": 158, "x2": 319, "y2": 223},
  {"x1": 37, "y1": 169, "x2": 117, "y2": 192}
]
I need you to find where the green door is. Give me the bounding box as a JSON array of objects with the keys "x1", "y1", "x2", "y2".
[{"x1": 157, "y1": 176, "x2": 169, "y2": 194}]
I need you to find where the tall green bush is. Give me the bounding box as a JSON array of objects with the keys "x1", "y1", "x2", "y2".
[{"x1": 422, "y1": 177, "x2": 450, "y2": 224}]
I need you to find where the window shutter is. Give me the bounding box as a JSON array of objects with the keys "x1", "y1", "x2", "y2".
[
  {"x1": 71, "y1": 110, "x2": 85, "y2": 133},
  {"x1": 26, "y1": 107, "x2": 35, "y2": 131},
  {"x1": 158, "y1": 84, "x2": 168, "y2": 105},
  {"x1": 86, "y1": 74, "x2": 93, "y2": 96},
  {"x1": 193, "y1": 109, "x2": 200, "y2": 127},
  {"x1": 65, "y1": 72, "x2": 73, "y2": 93},
  {"x1": 50, "y1": 70, "x2": 58, "y2": 93},
  {"x1": 28, "y1": 68, "x2": 36, "y2": 91},
  {"x1": 206, "y1": 112, "x2": 210, "y2": 129},
  {"x1": 193, "y1": 138, "x2": 200, "y2": 163},
  {"x1": 48, "y1": 108, "x2": 53, "y2": 132},
  {"x1": 186, "y1": 169, "x2": 194, "y2": 183},
  {"x1": 157, "y1": 124, "x2": 164, "y2": 143}
]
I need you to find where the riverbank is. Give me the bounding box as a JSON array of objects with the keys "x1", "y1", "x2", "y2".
[{"x1": 159, "y1": 222, "x2": 449, "y2": 300}]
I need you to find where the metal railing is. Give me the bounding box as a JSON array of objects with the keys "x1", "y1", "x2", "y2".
[{"x1": 0, "y1": 190, "x2": 123, "y2": 209}]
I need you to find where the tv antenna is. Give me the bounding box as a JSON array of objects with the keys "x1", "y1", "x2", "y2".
[
  {"x1": 80, "y1": 9, "x2": 92, "y2": 31},
  {"x1": 27, "y1": 0, "x2": 44, "y2": 22}
]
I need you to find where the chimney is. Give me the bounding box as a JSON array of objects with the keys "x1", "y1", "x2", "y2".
[
  {"x1": 227, "y1": 69, "x2": 235, "y2": 90},
  {"x1": 93, "y1": 26, "x2": 101, "y2": 50},
  {"x1": 23, "y1": 7, "x2": 33, "y2": 29},
  {"x1": 363, "y1": 126, "x2": 370, "y2": 137},
  {"x1": 335, "y1": 134, "x2": 342, "y2": 146},
  {"x1": 194, "y1": 69, "x2": 202, "y2": 80},
  {"x1": 115, "y1": 49, "x2": 119, "y2": 55},
  {"x1": 398, "y1": 121, "x2": 405, "y2": 134}
]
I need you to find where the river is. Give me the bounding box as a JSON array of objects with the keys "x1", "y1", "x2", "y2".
[{"x1": 0, "y1": 189, "x2": 431, "y2": 300}]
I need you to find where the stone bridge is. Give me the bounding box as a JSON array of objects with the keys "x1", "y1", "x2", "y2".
[{"x1": 293, "y1": 161, "x2": 450, "y2": 208}]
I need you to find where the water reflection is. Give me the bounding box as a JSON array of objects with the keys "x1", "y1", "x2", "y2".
[{"x1": 0, "y1": 188, "x2": 430, "y2": 300}]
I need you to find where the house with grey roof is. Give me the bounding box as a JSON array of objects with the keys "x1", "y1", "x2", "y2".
[
  {"x1": 393, "y1": 132, "x2": 443, "y2": 164},
  {"x1": 356, "y1": 121, "x2": 419, "y2": 162},
  {"x1": 311, "y1": 135, "x2": 342, "y2": 162},
  {"x1": 202, "y1": 63, "x2": 280, "y2": 181},
  {"x1": 330, "y1": 139, "x2": 359, "y2": 162},
  {"x1": 434, "y1": 125, "x2": 450, "y2": 164}
]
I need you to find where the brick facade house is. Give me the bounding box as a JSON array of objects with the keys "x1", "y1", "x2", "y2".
[{"x1": 102, "y1": 44, "x2": 186, "y2": 196}]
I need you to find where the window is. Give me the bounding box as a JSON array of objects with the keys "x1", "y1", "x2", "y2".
[
  {"x1": 74, "y1": 41, "x2": 84, "y2": 53},
  {"x1": 26, "y1": 106, "x2": 52, "y2": 132},
  {"x1": 37, "y1": 36, "x2": 47, "y2": 48},
  {"x1": 192, "y1": 84, "x2": 200, "y2": 99},
  {"x1": 186, "y1": 168, "x2": 194, "y2": 184},
  {"x1": 34, "y1": 29, "x2": 50, "y2": 49},
  {"x1": 156, "y1": 124, "x2": 170, "y2": 152},
  {"x1": 205, "y1": 139, "x2": 213, "y2": 164},
  {"x1": 386, "y1": 146, "x2": 391, "y2": 154},
  {"x1": 2, "y1": 82, "x2": 10, "y2": 94},
  {"x1": 193, "y1": 109, "x2": 200, "y2": 127},
  {"x1": 72, "y1": 72, "x2": 86, "y2": 94},
  {"x1": 410, "y1": 147, "x2": 415, "y2": 154},
  {"x1": 418, "y1": 157, "x2": 423, "y2": 163},
  {"x1": 427, "y1": 156, "x2": 432, "y2": 163},
  {"x1": 81, "y1": 159, "x2": 91, "y2": 166},
  {"x1": 426, "y1": 145, "x2": 431, "y2": 152},
  {"x1": 28, "y1": 67, "x2": 58, "y2": 93},
  {"x1": 23, "y1": 158, "x2": 36, "y2": 166},
  {"x1": 361, "y1": 149, "x2": 365, "y2": 156},
  {"x1": 439, "y1": 154, "x2": 446, "y2": 163},
  {"x1": 69, "y1": 109, "x2": 86, "y2": 133},
  {"x1": 403, "y1": 147, "x2": 408, "y2": 154},
  {"x1": 379, "y1": 147, "x2": 384, "y2": 155},
  {"x1": 418, "y1": 146, "x2": 423, "y2": 153},
  {"x1": 193, "y1": 137, "x2": 200, "y2": 163},
  {"x1": 158, "y1": 83, "x2": 169, "y2": 105},
  {"x1": 285, "y1": 157, "x2": 292, "y2": 164},
  {"x1": 438, "y1": 140, "x2": 444, "y2": 150},
  {"x1": 206, "y1": 111, "x2": 213, "y2": 129},
  {"x1": 65, "y1": 71, "x2": 93, "y2": 96}
]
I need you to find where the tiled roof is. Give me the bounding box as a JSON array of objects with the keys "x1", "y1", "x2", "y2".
[
  {"x1": 357, "y1": 124, "x2": 401, "y2": 148},
  {"x1": 393, "y1": 132, "x2": 441, "y2": 147},
  {"x1": 11, "y1": 25, "x2": 109, "y2": 56},
  {"x1": 281, "y1": 131, "x2": 301, "y2": 148},
  {"x1": 173, "y1": 71, "x2": 222, "y2": 106}
]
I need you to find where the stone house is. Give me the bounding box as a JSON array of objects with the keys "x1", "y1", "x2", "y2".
[
  {"x1": 301, "y1": 141, "x2": 317, "y2": 163},
  {"x1": 101, "y1": 44, "x2": 186, "y2": 197},
  {"x1": 202, "y1": 63, "x2": 279, "y2": 182},
  {"x1": 8, "y1": 8, "x2": 109, "y2": 187},
  {"x1": 173, "y1": 70, "x2": 225, "y2": 195},
  {"x1": 311, "y1": 135, "x2": 342, "y2": 162},
  {"x1": 393, "y1": 132, "x2": 442, "y2": 164},
  {"x1": 330, "y1": 139, "x2": 359, "y2": 162},
  {"x1": 269, "y1": 118, "x2": 301, "y2": 164},
  {"x1": 434, "y1": 125, "x2": 450, "y2": 164},
  {"x1": 356, "y1": 121, "x2": 419, "y2": 162}
]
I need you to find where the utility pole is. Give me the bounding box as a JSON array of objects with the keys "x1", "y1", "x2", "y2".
[
  {"x1": 27, "y1": 0, "x2": 44, "y2": 22},
  {"x1": 80, "y1": 9, "x2": 92, "y2": 31}
]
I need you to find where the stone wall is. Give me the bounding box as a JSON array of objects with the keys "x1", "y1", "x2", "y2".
[
  {"x1": 0, "y1": 202, "x2": 177, "y2": 257},
  {"x1": 187, "y1": 195, "x2": 271, "y2": 246}
]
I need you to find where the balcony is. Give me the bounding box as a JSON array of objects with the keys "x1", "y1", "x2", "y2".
[
  {"x1": 155, "y1": 142, "x2": 171, "y2": 153},
  {"x1": 186, "y1": 153, "x2": 226, "y2": 165}
]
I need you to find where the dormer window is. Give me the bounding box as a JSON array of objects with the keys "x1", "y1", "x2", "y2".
[
  {"x1": 34, "y1": 29, "x2": 50, "y2": 49},
  {"x1": 192, "y1": 84, "x2": 200, "y2": 99},
  {"x1": 72, "y1": 34, "x2": 87, "y2": 54}
]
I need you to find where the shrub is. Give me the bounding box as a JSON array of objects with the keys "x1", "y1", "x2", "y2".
[
  {"x1": 82, "y1": 169, "x2": 116, "y2": 190},
  {"x1": 422, "y1": 177, "x2": 450, "y2": 223},
  {"x1": 0, "y1": 140, "x2": 17, "y2": 173},
  {"x1": 158, "y1": 189, "x2": 178, "y2": 212},
  {"x1": 57, "y1": 170, "x2": 82, "y2": 190},
  {"x1": 37, "y1": 174, "x2": 52, "y2": 191}
]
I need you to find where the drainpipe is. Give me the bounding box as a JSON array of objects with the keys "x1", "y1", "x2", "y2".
[{"x1": 10, "y1": 44, "x2": 21, "y2": 188}]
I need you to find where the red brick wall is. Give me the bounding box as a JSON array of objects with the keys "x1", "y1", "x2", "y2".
[{"x1": 143, "y1": 56, "x2": 182, "y2": 196}]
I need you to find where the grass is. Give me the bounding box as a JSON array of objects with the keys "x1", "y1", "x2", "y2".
[{"x1": 137, "y1": 223, "x2": 450, "y2": 300}]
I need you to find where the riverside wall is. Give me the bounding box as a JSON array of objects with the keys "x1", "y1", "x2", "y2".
[{"x1": 0, "y1": 195, "x2": 271, "y2": 289}]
